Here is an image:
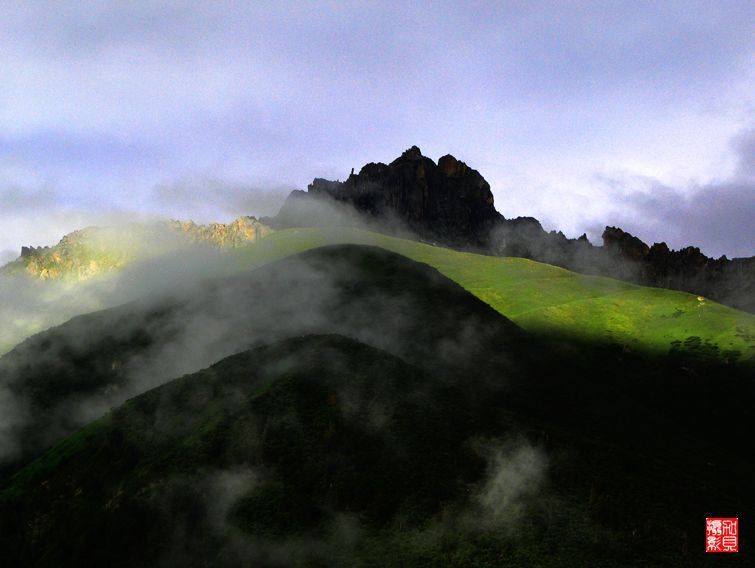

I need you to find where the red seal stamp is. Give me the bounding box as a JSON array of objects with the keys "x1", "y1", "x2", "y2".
[{"x1": 706, "y1": 518, "x2": 738, "y2": 553}]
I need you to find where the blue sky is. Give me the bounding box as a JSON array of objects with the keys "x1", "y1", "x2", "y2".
[{"x1": 1, "y1": 1, "x2": 753, "y2": 261}]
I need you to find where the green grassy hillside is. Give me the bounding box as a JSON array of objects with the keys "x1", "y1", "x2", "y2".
[
  {"x1": 232, "y1": 228, "x2": 754, "y2": 362},
  {"x1": 2, "y1": 225, "x2": 749, "y2": 363},
  {"x1": 1, "y1": 246, "x2": 752, "y2": 566},
  {"x1": 0, "y1": 246, "x2": 528, "y2": 475}
]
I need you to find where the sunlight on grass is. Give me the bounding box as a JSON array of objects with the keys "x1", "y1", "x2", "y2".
[{"x1": 232, "y1": 228, "x2": 755, "y2": 361}]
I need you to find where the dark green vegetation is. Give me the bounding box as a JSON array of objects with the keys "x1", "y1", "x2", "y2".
[
  {"x1": 0, "y1": 245, "x2": 528, "y2": 473},
  {"x1": 1, "y1": 246, "x2": 752, "y2": 566}
]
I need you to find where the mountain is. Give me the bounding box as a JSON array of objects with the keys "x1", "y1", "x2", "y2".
[
  {"x1": 1, "y1": 273, "x2": 752, "y2": 566},
  {"x1": 4, "y1": 242, "x2": 749, "y2": 478},
  {"x1": 2, "y1": 151, "x2": 751, "y2": 566},
  {"x1": 2, "y1": 238, "x2": 750, "y2": 475},
  {"x1": 233, "y1": 228, "x2": 754, "y2": 363},
  {"x1": 1, "y1": 216, "x2": 272, "y2": 281},
  {"x1": 3, "y1": 224, "x2": 749, "y2": 369},
  {"x1": 0, "y1": 245, "x2": 530, "y2": 474},
  {"x1": 3, "y1": 147, "x2": 750, "y2": 312},
  {"x1": 269, "y1": 146, "x2": 754, "y2": 312}
]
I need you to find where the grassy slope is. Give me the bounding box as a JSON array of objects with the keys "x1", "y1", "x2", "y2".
[
  {"x1": 0, "y1": 245, "x2": 528, "y2": 476},
  {"x1": 2, "y1": 246, "x2": 752, "y2": 566},
  {"x1": 232, "y1": 228, "x2": 754, "y2": 361}
]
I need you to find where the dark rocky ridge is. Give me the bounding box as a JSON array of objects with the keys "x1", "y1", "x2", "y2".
[
  {"x1": 270, "y1": 146, "x2": 754, "y2": 313},
  {"x1": 601, "y1": 226, "x2": 755, "y2": 312}
]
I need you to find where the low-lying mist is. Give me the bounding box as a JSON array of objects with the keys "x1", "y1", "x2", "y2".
[
  {"x1": 0, "y1": 225, "x2": 241, "y2": 355},
  {"x1": 0, "y1": 245, "x2": 524, "y2": 468}
]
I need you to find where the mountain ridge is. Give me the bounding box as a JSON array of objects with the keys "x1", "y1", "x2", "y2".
[
  {"x1": 1, "y1": 146, "x2": 751, "y2": 311},
  {"x1": 1, "y1": 244, "x2": 752, "y2": 566},
  {"x1": 0, "y1": 245, "x2": 530, "y2": 473},
  {"x1": 2, "y1": 216, "x2": 272, "y2": 281},
  {"x1": 269, "y1": 146, "x2": 754, "y2": 312}
]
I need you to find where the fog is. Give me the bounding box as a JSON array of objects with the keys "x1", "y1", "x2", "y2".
[
  {"x1": 0, "y1": 223, "x2": 236, "y2": 355},
  {"x1": 0, "y1": 241, "x2": 521, "y2": 469},
  {"x1": 470, "y1": 439, "x2": 548, "y2": 533}
]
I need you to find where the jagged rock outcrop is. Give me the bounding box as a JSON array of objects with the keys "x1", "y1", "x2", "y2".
[
  {"x1": 168, "y1": 215, "x2": 272, "y2": 248},
  {"x1": 602, "y1": 226, "x2": 650, "y2": 261},
  {"x1": 20, "y1": 245, "x2": 51, "y2": 258},
  {"x1": 271, "y1": 146, "x2": 754, "y2": 312},
  {"x1": 7, "y1": 228, "x2": 128, "y2": 280},
  {"x1": 600, "y1": 227, "x2": 755, "y2": 312},
  {"x1": 2, "y1": 216, "x2": 272, "y2": 281},
  {"x1": 271, "y1": 146, "x2": 502, "y2": 249}
]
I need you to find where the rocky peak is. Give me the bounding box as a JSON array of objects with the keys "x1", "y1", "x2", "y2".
[
  {"x1": 438, "y1": 154, "x2": 467, "y2": 178},
  {"x1": 274, "y1": 146, "x2": 501, "y2": 249},
  {"x1": 168, "y1": 216, "x2": 272, "y2": 248},
  {"x1": 394, "y1": 145, "x2": 423, "y2": 162},
  {"x1": 602, "y1": 226, "x2": 650, "y2": 261}
]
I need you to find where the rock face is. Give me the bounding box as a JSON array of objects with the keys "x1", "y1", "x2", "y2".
[
  {"x1": 600, "y1": 227, "x2": 755, "y2": 313},
  {"x1": 271, "y1": 146, "x2": 754, "y2": 313},
  {"x1": 168, "y1": 216, "x2": 272, "y2": 248},
  {"x1": 602, "y1": 226, "x2": 650, "y2": 261},
  {"x1": 2, "y1": 216, "x2": 273, "y2": 281},
  {"x1": 8, "y1": 228, "x2": 128, "y2": 280},
  {"x1": 272, "y1": 146, "x2": 502, "y2": 248}
]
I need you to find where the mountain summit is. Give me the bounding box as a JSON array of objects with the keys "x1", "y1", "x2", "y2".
[{"x1": 272, "y1": 146, "x2": 501, "y2": 248}]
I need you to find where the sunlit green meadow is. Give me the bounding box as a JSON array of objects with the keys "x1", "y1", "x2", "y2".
[{"x1": 233, "y1": 227, "x2": 754, "y2": 361}]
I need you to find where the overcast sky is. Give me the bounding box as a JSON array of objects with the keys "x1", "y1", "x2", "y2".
[{"x1": 1, "y1": 1, "x2": 753, "y2": 261}]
